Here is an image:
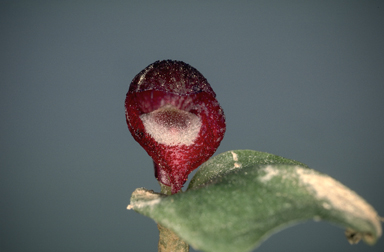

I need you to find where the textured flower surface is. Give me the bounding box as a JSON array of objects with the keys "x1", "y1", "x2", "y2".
[{"x1": 125, "y1": 60, "x2": 226, "y2": 194}]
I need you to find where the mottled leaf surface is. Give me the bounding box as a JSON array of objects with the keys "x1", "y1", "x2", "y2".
[{"x1": 128, "y1": 150, "x2": 382, "y2": 252}]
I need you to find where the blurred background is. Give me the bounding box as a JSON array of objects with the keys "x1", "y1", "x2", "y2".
[{"x1": 1, "y1": 1, "x2": 383, "y2": 251}]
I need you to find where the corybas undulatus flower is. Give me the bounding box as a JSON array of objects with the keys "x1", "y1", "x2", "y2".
[{"x1": 125, "y1": 60, "x2": 226, "y2": 194}]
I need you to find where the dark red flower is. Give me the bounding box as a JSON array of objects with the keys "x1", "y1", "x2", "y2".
[{"x1": 125, "y1": 60, "x2": 226, "y2": 194}]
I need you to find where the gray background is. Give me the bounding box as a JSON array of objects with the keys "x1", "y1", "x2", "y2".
[{"x1": 1, "y1": 1, "x2": 383, "y2": 251}]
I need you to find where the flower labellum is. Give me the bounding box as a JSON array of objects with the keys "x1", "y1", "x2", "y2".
[{"x1": 125, "y1": 60, "x2": 226, "y2": 194}]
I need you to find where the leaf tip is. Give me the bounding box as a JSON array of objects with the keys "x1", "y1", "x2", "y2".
[
  {"x1": 345, "y1": 227, "x2": 379, "y2": 245},
  {"x1": 296, "y1": 167, "x2": 382, "y2": 244},
  {"x1": 128, "y1": 187, "x2": 163, "y2": 211}
]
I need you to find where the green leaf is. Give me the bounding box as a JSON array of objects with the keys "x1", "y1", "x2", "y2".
[
  {"x1": 187, "y1": 149, "x2": 308, "y2": 190},
  {"x1": 128, "y1": 150, "x2": 382, "y2": 252}
]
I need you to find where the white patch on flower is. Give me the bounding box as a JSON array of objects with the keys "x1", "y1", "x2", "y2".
[
  {"x1": 137, "y1": 64, "x2": 153, "y2": 88},
  {"x1": 140, "y1": 104, "x2": 202, "y2": 146}
]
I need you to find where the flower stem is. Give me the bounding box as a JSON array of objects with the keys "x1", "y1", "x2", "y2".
[
  {"x1": 159, "y1": 182, "x2": 173, "y2": 196},
  {"x1": 158, "y1": 182, "x2": 189, "y2": 252}
]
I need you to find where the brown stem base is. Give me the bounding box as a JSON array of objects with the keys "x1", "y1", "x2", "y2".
[
  {"x1": 157, "y1": 181, "x2": 189, "y2": 252},
  {"x1": 158, "y1": 224, "x2": 189, "y2": 252}
]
